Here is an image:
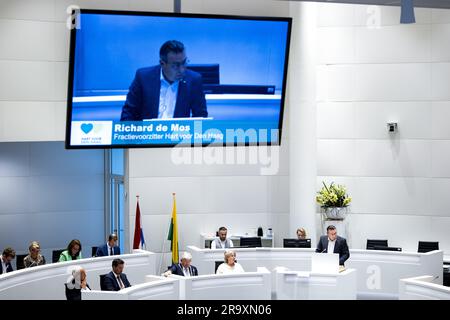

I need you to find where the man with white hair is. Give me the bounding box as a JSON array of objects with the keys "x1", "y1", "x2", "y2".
[{"x1": 163, "y1": 252, "x2": 198, "y2": 277}]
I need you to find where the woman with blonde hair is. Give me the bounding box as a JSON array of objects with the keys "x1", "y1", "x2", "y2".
[
  {"x1": 23, "y1": 241, "x2": 46, "y2": 268},
  {"x1": 296, "y1": 228, "x2": 307, "y2": 240},
  {"x1": 216, "y1": 250, "x2": 245, "y2": 274}
]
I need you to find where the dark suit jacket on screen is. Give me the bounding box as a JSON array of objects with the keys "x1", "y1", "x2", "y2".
[{"x1": 120, "y1": 65, "x2": 208, "y2": 121}]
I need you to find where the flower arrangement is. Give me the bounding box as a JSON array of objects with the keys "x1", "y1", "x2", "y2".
[{"x1": 316, "y1": 182, "x2": 352, "y2": 208}]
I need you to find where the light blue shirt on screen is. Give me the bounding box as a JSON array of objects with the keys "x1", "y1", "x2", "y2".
[{"x1": 158, "y1": 69, "x2": 179, "y2": 118}]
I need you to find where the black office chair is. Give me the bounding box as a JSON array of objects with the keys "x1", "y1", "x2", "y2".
[
  {"x1": 366, "y1": 239, "x2": 388, "y2": 250},
  {"x1": 214, "y1": 261, "x2": 222, "y2": 273},
  {"x1": 239, "y1": 237, "x2": 262, "y2": 248},
  {"x1": 418, "y1": 241, "x2": 439, "y2": 253},
  {"x1": 99, "y1": 274, "x2": 107, "y2": 290},
  {"x1": 91, "y1": 246, "x2": 98, "y2": 257},
  {"x1": 15, "y1": 254, "x2": 27, "y2": 270},
  {"x1": 52, "y1": 249, "x2": 65, "y2": 263}
]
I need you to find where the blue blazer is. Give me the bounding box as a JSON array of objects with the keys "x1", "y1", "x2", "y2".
[
  {"x1": 103, "y1": 271, "x2": 131, "y2": 291},
  {"x1": 95, "y1": 244, "x2": 121, "y2": 257},
  {"x1": 315, "y1": 235, "x2": 350, "y2": 266},
  {"x1": 0, "y1": 260, "x2": 13, "y2": 274},
  {"x1": 120, "y1": 66, "x2": 208, "y2": 121},
  {"x1": 169, "y1": 263, "x2": 198, "y2": 277}
]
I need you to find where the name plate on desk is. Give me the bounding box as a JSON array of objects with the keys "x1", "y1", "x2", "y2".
[{"x1": 311, "y1": 253, "x2": 339, "y2": 274}]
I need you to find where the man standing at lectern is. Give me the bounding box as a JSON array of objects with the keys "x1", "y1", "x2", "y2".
[{"x1": 316, "y1": 225, "x2": 350, "y2": 266}]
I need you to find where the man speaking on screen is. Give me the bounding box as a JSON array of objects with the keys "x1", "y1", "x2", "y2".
[{"x1": 120, "y1": 40, "x2": 208, "y2": 121}]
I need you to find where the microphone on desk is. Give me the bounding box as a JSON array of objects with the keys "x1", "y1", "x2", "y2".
[{"x1": 320, "y1": 248, "x2": 327, "y2": 253}]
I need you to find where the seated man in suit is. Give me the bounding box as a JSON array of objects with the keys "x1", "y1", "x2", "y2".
[
  {"x1": 163, "y1": 252, "x2": 198, "y2": 277},
  {"x1": 316, "y1": 225, "x2": 350, "y2": 266},
  {"x1": 120, "y1": 40, "x2": 208, "y2": 121},
  {"x1": 102, "y1": 258, "x2": 131, "y2": 291},
  {"x1": 95, "y1": 233, "x2": 121, "y2": 257},
  {"x1": 0, "y1": 247, "x2": 15, "y2": 274}
]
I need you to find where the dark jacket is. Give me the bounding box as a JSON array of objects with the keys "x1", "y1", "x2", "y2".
[
  {"x1": 169, "y1": 263, "x2": 198, "y2": 277},
  {"x1": 120, "y1": 66, "x2": 208, "y2": 121},
  {"x1": 103, "y1": 271, "x2": 131, "y2": 291},
  {"x1": 95, "y1": 244, "x2": 121, "y2": 257},
  {"x1": 0, "y1": 258, "x2": 14, "y2": 274},
  {"x1": 316, "y1": 235, "x2": 350, "y2": 266}
]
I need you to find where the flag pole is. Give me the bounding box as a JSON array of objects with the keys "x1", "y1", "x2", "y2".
[
  {"x1": 136, "y1": 195, "x2": 146, "y2": 250},
  {"x1": 157, "y1": 192, "x2": 176, "y2": 275}
]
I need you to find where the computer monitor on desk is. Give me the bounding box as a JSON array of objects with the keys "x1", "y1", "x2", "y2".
[
  {"x1": 239, "y1": 237, "x2": 262, "y2": 248},
  {"x1": 283, "y1": 238, "x2": 311, "y2": 248},
  {"x1": 311, "y1": 253, "x2": 339, "y2": 274}
]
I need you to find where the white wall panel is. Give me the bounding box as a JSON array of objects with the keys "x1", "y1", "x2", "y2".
[
  {"x1": 354, "y1": 140, "x2": 431, "y2": 177},
  {"x1": 0, "y1": 61, "x2": 56, "y2": 101},
  {"x1": 431, "y1": 178, "x2": 450, "y2": 216},
  {"x1": 317, "y1": 139, "x2": 356, "y2": 176},
  {"x1": 317, "y1": 3, "x2": 355, "y2": 27},
  {"x1": 346, "y1": 213, "x2": 433, "y2": 252},
  {"x1": 0, "y1": 0, "x2": 55, "y2": 21},
  {"x1": 317, "y1": 27, "x2": 355, "y2": 64},
  {"x1": 0, "y1": 101, "x2": 57, "y2": 142},
  {"x1": 431, "y1": 141, "x2": 450, "y2": 178},
  {"x1": 353, "y1": 101, "x2": 432, "y2": 140},
  {"x1": 432, "y1": 24, "x2": 450, "y2": 61},
  {"x1": 354, "y1": 64, "x2": 431, "y2": 101},
  {"x1": 432, "y1": 9, "x2": 450, "y2": 23},
  {"x1": 317, "y1": 102, "x2": 354, "y2": 139},
  {"x1": 432, "y1": 101, "x2": 450, "y2": 139},
  {"x1": 432, "y1": 63, "x2": 450, "y2": 100},
  {"x1": 316, "y1": 65, "x2": 354, "y2": 102},
  {"x1": 355, "y1": 25, "x2": 431, "y2": 63},
  {"x1": 0, "y1": 19, "x2": 55, "y2": 61}
]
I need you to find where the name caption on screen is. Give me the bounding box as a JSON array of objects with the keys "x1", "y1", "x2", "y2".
[{"x1": 115, "y1": 123, "x2": 190, "y2": 132}]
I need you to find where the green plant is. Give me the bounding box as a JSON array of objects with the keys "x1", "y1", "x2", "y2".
[{"x1": 316, "y1": 182, "x2": 352, "y2": 208}]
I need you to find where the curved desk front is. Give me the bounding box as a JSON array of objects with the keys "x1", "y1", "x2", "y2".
[
  {"x1": 275, "y1": 267, "x2": 357, "y2": 300},
  {"x1": 399, "y1": 275, "x2": 450, "y2": 300},
  {"x1": 82, "y1": 276, "x2": 179, "y2": 300},
  {"x1": 0, "y1": 249, "x2": 156, "y2": 300},
  {"x1": 187, "y1": 246, "x2": 443, "y2": 299},
  {"x1": 169, "y1": 267, "x2": 271, "y2": 300}
]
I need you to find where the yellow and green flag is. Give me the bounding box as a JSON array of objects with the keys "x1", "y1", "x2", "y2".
[{"x1": 167, "y1": 193, "x2": 179, "y2": 265}]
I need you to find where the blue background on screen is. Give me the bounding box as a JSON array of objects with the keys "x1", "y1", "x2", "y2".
[{"x1": 73, "y1": 13, "x2": 289, "y2": 94}]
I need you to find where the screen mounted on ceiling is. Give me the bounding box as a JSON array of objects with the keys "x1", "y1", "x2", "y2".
[{"x1": 65, "y1": 9, "x2": 292, "y2": 148}]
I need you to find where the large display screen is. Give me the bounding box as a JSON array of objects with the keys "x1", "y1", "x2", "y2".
[{"x1": 66, "y1": 9, "x2": 291, "y2": 148}]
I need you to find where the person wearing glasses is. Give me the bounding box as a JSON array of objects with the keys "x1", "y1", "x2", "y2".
[
  {"x1": 120, "y1": 40, "x2": 208, "y2": 121},
  {"x1": 23, "y1": 241, "x2": 46, "y2": 268}
]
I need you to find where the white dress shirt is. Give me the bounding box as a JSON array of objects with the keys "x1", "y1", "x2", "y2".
[
  {"x1": 107, "y1": 243, "x2": 113, "y2": 256},
  {"x1": 182, "y1": 266, "x2": 191, "y2": 277},
  {"x1": 327, "y1": 238, "x2": 336, "y2": 254},
  {"x1": 0, "y1": 256, "x2": 7, "y2": 274},
  {"x1": 216, "y1": 262, "x2": 245, "y2": 275},
  {"x1": 114, "y1": 272, "x2": 125, "y2": 290},
  {"x1": 158, "y1": 69, "x2": 179, "y2": 119},
  {"x1": 211, "y1": 239, "x2": 234, "y2": 249}
]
